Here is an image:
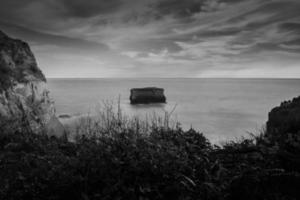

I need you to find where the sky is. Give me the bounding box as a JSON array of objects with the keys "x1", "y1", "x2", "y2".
[{"x1": 0, "y1": 0, "x2": 300, "y2": 78}]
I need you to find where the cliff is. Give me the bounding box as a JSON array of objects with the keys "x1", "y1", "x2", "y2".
[
  {"x1": 266, "y1": 96, "x2": 300, "y2": 136},
  {"x1": 130, "y1": 87, "x2": 166, "y2": 104},
  {"x1": 0, "y1": 30, "x2": 64, "y2": 136}
]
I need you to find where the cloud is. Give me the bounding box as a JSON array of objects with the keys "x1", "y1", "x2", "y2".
[
  {"x1": 279, "y1": 22, "x2": 300, "y2": 34},
  {"x1": 153, "y1": 0, "x2": 205, "y2": 17},
  {"x1": 60, "y1": 0, "x2": 123, "y2": 18},
  {"x1": 0, "y1": 21, "x2": 109, "y2": 53},
  {"x1": 0, "y1": 0, "x2": 299, "y2": 77}
]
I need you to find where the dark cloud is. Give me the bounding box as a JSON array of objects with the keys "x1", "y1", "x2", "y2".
[
  {"x1": 206, "y1": 0, "x2": 300, "y2": 54},
  {"x1": 246, "y1": 43, "x2": 282, "y2": 53},
  {"x1": 0, "y1": 21, "x2": 109, "y2": 53},
  {"x1": 219, "y1": 0, "x2": 244, "y2": 2},
  {"x1": 282, "y1": 39, "x2": 300, "y2": 47},
  {"x1": 60, "y1": 0, "x2": 123, "y2": 18},
  {"x1": 197, "y1": 28, "x2": 242, "y2": 37},
  {"x1": 152, "y1": 0, "x2": 206, "y2": 17},
  {"x1": 279, "y1": 22, "x2": 300, "y2": 34},
  {"x1": 0, "y1": 0, "x2": 123, "y2": 19},
  {"x1": 226, "y1": 1, "x2": 300, "y2": 24}
]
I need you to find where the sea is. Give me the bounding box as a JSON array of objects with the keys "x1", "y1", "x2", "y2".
[{"x1": 48, "y1": 78, "x2": 300, "y2": 143}]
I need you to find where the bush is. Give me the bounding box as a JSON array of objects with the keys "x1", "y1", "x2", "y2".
[{"x1": 0, "y1": 101, "x2": 300, "y2": 200}]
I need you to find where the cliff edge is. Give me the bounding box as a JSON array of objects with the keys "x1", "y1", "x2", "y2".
[
  {"x1": 267, "y1": 96, "x2": 300, "y2": 136},
  {"x1": 0, "y1": 30, "x2": 64, "y2": 136}
]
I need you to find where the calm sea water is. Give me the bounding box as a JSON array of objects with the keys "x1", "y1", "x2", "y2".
[{"x1": 48, "y1": 78, "x2": 300, "y2": 143}]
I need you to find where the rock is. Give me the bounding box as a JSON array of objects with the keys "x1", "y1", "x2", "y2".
[
  {"x1": 130, "y1": 87, "x2": 166, "y2": 104},
  {"x1": 0, "y1": 30, "x2": 64, "y2": 136},
  {"x1": 46, "y1": 115, "x2": 66, "y2": 138},
  {"x1": 267, "y1": 96, "x2": 300, "y2": 135}
]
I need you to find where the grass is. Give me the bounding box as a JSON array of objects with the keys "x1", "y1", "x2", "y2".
[{"x1": 0, "y1": 101, "x2": 300, "y2": 200}]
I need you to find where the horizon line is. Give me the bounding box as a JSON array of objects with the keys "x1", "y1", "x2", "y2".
[{"x1": 46, "y1": 77, "x2": 300, "y2": 79}]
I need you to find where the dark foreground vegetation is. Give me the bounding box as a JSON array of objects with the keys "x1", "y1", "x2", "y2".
[{"x1": 1, "y1": 97, "x2": 300, "y2": 200}]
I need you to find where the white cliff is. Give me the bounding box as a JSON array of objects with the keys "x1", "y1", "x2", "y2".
[{"x1": 0, "y1": 30, "x2": 64, "y2": 136}]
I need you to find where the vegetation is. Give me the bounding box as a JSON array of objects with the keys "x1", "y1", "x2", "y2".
[
  {"x1": 0, "y1": 33, "x2": 46, "y2": 92},
  {"x1": 0, "y1": 98, "x2": 300, "y2": 200},
  {"x1": 0, "y1": 62, "x2": 14, "y2": 91}
]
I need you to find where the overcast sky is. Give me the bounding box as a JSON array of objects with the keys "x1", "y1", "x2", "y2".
[{"x1": 0, "y1": 0, "x2": 300, "y2": 78}]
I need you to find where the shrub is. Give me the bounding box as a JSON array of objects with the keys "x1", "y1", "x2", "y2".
[{"x1": 0, "y1": 102, "x2": 299, "y2": 200}]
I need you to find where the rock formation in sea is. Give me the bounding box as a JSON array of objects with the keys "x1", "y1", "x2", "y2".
[
  {"x1": 0, "y1": 30, "x2": 64, "y2": 136},
  {"x1": 130, "y1": 87, "x2": 166, "y2": 104}
]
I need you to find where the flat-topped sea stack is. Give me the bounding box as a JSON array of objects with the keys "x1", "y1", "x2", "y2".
[{"x1": 130, "y1": 87, "x2": 166, "y2": 104}]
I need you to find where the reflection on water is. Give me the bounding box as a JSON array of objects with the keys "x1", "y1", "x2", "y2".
[{"x1": 129, "y1": 103, "x2": 167, "y2": 109}]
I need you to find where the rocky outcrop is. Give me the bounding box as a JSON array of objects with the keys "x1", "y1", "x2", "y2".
[
  {"x1": 266, "y1": 96, "x2": 300, "y2": 136},
  {"x1": 0, "y1": 30, "x2": 64, "y2": 135},
  {"x1": 130, "y1": 87, "x2": 166, "y2": 104}
]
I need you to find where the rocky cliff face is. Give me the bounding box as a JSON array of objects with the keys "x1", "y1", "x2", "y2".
[{"x1": 0, "y1": 30, "x2": 63, "y2": 135}]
